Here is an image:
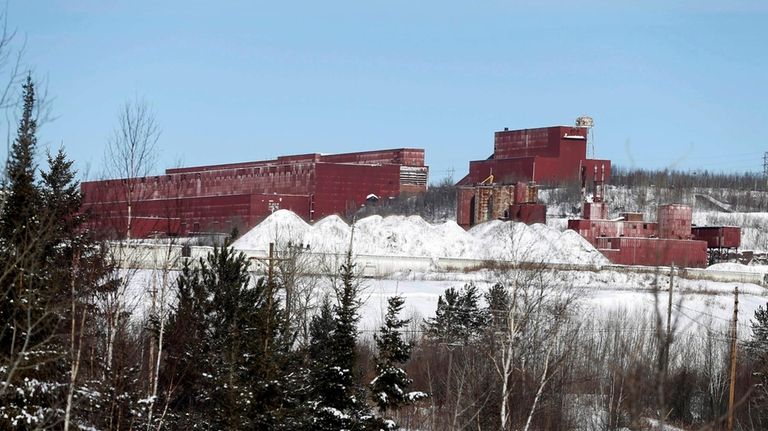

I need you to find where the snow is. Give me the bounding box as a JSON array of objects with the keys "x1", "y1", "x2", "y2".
[
  {"x1": 232, "y1": 210, "x2": 608, "y2": 265},
  {"x1": 707, "y1": 262, "x2": 768, "y2": 274},
  {"x1": 355, "y1": 270, "x2": 767, "y2": 334}
]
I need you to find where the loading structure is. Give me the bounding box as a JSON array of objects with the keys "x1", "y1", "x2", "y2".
[
  {"x1": 456, "y1": 179, "x2": 546, "y2": 228},
  {"x1": 81, "y1": 148, "x2": 428, "y2": 238}
]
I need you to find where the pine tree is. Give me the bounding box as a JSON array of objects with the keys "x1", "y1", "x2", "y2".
[
  {"x1": 485, "y1": 282, "x2": 511, "y2": 331},
  {"x1": 306, "y1": 250, "x2": 377, "y2": 430},
  {"x1": 370, "y1": 295, "x2": 427, "y2": 428},
  {"x1": 40, "y1": 148, "x2": 83, "y2": 244},
  {"x1": 745, "y1": 303, "x2": 768, "y2": 425},
  {"x1": 1, "y1": 75, "x2": 41, "y2": 243},
  {"x1": 423, "y1": 282, "x2": 484, "y2": 344},
  {"x1": 747, "y1": 303, "x2": 768, "y2": 358},
  {"x1": 163, "y1": 244, "x2": 292, "y2": 429},
  {"x1": 0, "y1": 76, "x2": 66, "y2": 430}
]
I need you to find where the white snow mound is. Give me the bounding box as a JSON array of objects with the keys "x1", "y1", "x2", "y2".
[{"x1": 232, "y1": 210, "x2": 608, "y2": 265}]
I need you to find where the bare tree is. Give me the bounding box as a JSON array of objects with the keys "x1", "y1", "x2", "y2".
[
  {"x1": 104, "y1": 97, "x2": 160, "y2": 240},
  {"x1": 98, "y1": 97, "x2": 160, "y2": 381}
]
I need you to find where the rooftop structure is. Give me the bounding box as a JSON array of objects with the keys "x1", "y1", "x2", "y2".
[{"x1": 457, "y1": 123, "x2": 611, "y2": 187}]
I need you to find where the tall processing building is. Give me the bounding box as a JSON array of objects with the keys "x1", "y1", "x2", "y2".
[{"x1": 456, "y1": 119, "x2": 611, "y2": 228}]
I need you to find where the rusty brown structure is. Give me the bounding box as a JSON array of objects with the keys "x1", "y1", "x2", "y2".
[
  {"x1": 456, "y1": 181, "x2": 546, "y2": 228},
  {"x1": 81, "y1": 148, "x2": 428, "y2": 238}
]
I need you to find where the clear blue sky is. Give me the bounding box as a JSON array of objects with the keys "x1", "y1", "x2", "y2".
[{"x1": 6, "y1": 0, "x2": 768, "y2": 183}]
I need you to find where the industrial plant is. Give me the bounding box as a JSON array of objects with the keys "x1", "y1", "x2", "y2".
[{"x1": 81, "y1": 118, "x2": 741, "y2": 269}]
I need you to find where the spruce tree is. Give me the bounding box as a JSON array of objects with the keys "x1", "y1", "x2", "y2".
[
  {"x1": 40, "y1": 147, "x2": 83, "y2": 243},
  {"x1": 0, "y1": 76, "x2": 64, "y2": 430},
  {"x1": 164, "y1": 244, "x2": 291, "y2": 429},
  {"x1": 307, "y1": 250, "x2": 377, "y2": 430},
  {"x1": 1, "y1": 75, "x2": 40, "y2": 243},
  {"x1": 0, "y1": 77, "x2": 116, "y2": 431},
  {"x1": 423, "y1": 282, "x2": 484, "y2": 344},
  {"x1": 308, "y1": 295, "x2": 336, "y2": 363},
  {"x1": 370, "y1": 295, "x2": 427, "y2": 427},
  {"x1": 485, "y1": 282, "x2": 511, "y2": 331}
]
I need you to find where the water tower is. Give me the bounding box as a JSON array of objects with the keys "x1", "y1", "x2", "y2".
[{"x1": 576, "y1": 116, "x2": 595, "y2": 158}]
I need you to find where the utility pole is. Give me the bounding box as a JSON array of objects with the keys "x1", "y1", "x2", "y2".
[
  {"x1": 665, "y1": 264, "x2": 674, "y2": 376},
  {"x1": 249, "y1": 243, "x2": 288, "y2": 364},
  {"x1": 727, "y1": 286, "x2": 740, "y2": 431}
]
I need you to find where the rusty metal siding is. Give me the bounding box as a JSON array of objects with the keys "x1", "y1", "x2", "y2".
[
  {"x1": 493, "y1": 126, "x2": 587, "y2": 159},
  {"x1": 691, "y1": 226, "x2": 741, "y2": 249},
  {"x1": 456, "y1": 187, "x2": 475, "y2": 229},
  {"x1": 658, "y1": 204, "x2": 693, "y2": 239},
  {"x1": 81, "y1": 148, "x2": 427, "y2": 238},
  {"x1": 508, "y1": 204, "x2": 546, "y2": 224},
  {"x1": 599, "y1": 237, "x2": 708, "y2": 268},
  {"x1": 312, "y1": 163, "x2": 402, "y2": 219},
  {"x1": 321, "y1": 148, "x2": 425, "y2": 166},
  {"x1": 467, "y1": 158, "x2": 537, "y2": 184}
]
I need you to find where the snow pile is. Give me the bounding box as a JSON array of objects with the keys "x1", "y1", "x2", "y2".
[
  {"x1": 232, "y1": 210, "x2": 608, "y2": 265},
  {"x1": 467, "y1": 220, "x2": 605, "y2": 264}
]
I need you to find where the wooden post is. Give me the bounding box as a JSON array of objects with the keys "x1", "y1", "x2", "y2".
[
  {"x1": 727, "y1": 286, "x2": 739, "y2": 431},
  {"x1": 665, "y1": 264, "x2": 674, "y2": 376}
]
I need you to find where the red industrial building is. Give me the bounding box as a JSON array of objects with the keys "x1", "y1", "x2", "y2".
[
  {"x1": 457, "y1": 119, "x2": 610, "y2": 229},
  {"x1": 81, "y1": 148, "x2": 428, "y2": 238},
  {"x1": 566, "y1": 165, "x2": 741, "y2": 268},
  {"x1": 457, "y1": 123, "x2": 611, "y2": 187},
  {"x1": 568, "y1": 202, "x2": 710, "y2": 268}
]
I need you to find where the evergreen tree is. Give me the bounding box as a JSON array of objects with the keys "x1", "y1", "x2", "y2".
[
  {"x1": 485, "y1": 282, "x2": 511, "y2": 331},
  {"x1": 423, "y1": 282, "x2": 484, "y2": 344},
  {"x1": 308, "y1": 295, "x2": 336, "y2": 363},
  {"x1": 164, "y1": 244, "x2": 291, "y2": 429},
  {"x1": 747, "y1": 303, "x2": 768, "y2": 358},
  {"x1": 370, "y1": 295, "x2": 427, "y2": 428},
  {"x1": 1, "y1": 75, "x2": 41, "y2": 243},
  {"x1": 306, "y1": 250, "x2": 377, "y2": 430},
  {"x1": 745, "y1": 303, "x2": 768, "y2": 426},
  {"x1": 40, "y1": 147, "x2": 83, "y2": 243},
  {"x1": 0, "y1": 77, "x2": 108, "y2": 431},
  {"x1": 0, "y1": 76, "x2": 66, "y2": 430}
]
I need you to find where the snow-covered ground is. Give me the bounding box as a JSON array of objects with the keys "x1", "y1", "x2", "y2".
[
  {"x1": 121, "y1": 209, "x2": 768, "y2": 342},
  {"x1": 121, "y1": 263, "x2": 767, "y2": 343},
  {"x1": 357, "y1": 270, "x2": 766, "y2": 336}
]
